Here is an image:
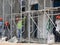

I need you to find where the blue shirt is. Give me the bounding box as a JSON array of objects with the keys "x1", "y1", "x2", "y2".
[
  {"x1": 0, "y1": 22, "x2": 3, "y2": 26},
  {"x1": 0, "y1": 21, "x2": 3, "y2": 32}
]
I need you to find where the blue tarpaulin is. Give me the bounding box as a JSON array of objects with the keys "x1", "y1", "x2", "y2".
[
  {"x1": 31, "y1": 4, "x2": 38, "y2": 10},
  {"x1": 53, "y1": 1, "x2": 60, "y2": 7},
  {"x1": 34, "y1": 4, "x2": 38, "y2": 10}
]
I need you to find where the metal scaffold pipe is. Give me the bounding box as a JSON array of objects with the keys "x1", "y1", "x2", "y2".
[
  {"x1": 20, "y1": 0, "x2": 22, "y2": 42},
  {"x1": 43, "y1": 0, "x2": 46, "y2": 43},
  {"x1": 11, "y1": 0, "x2": 13, "y2": 38},
  {"x1": 2, "y1": 0, "x2": 5, "y2": 37},
  {"x1": 27, "y1": 0, "x2": 31, "y2": 43}
]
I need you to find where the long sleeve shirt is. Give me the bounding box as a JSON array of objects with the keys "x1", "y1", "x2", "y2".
[{"x1": 17, "y1": 17, "x2": 26, "y2": 29}]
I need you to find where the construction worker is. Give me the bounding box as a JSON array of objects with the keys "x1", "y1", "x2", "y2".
[
  {"x1": 4, "y1": 21, "x2": 10, "y2": 40},
  {"x1": 53, "y1": 23, "x2": 60, "y2": 42},
  {"x1": 15, "y1": 16, "x2": 26, "y2": 41},
  {"x1": 0, "y1": 18, "x2": 3, "y2": 38},
  {"x1": 4, "y1": 21, "x2": 10, "y2": 29}
]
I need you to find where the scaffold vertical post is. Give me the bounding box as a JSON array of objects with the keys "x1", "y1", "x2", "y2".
[
  {"x1": 28, "y1": 0, "x2": 31, "y2": 43},
  {"x1": 2, "y1": 0, "x2": 4, "y2": 37},
  {"x1": 43, "y1": 0, "x2": 46, "y2": 43},
  {"x1": 11, "y1": 0, "x2": 13, "y2": 38}
]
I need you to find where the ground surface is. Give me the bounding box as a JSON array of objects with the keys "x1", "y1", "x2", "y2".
[
  {"x1": 0, "y1": 42, "x2": 42, "y2": 45},
  {"x1": 0, "y1": 42, "x2": 60, "y2": 45}
]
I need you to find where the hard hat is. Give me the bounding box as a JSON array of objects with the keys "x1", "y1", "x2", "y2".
[
  {"x1": 0, "y1": 18, "x2": 3, "y2": 21},
  {"x1": 5, "y1": 21, "x2": 9, "y2": 26}
]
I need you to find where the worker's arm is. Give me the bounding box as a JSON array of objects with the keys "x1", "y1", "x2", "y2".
[
  {"x1": 53, "y1": 27, "x2": 60, "y2": 37},
  {"x1": 22, "y1": 17, "x2": 26, "y2": 21},
  {"x1": 22, "y1": 17, "x2": 26, "y2": 22},
  {"x1": 22, "y1": 17, "x2": 26, "y2": 24}
]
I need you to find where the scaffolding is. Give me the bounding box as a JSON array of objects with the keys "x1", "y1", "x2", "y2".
[{"x1": 0, "y1": 0, "x2": 60, "y2": 43}]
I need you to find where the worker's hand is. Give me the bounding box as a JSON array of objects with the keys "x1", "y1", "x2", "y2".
[{"x1": 24, "y1": 17, "x2": 26, "y2": 19}]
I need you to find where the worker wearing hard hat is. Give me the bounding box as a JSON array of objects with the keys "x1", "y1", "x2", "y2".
[
  {"x1": 4, "y1": 21, "x2": 10, "y2": 40},
  {"x1": 15, "y1": 16, "x2": 26, "y2": 41},
  {"x1": 0, "y1": 17, "x2": 3, "y2": 38},
  {"x1": 4, "y1": 21, "x2": 10, "y2": 29}
]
